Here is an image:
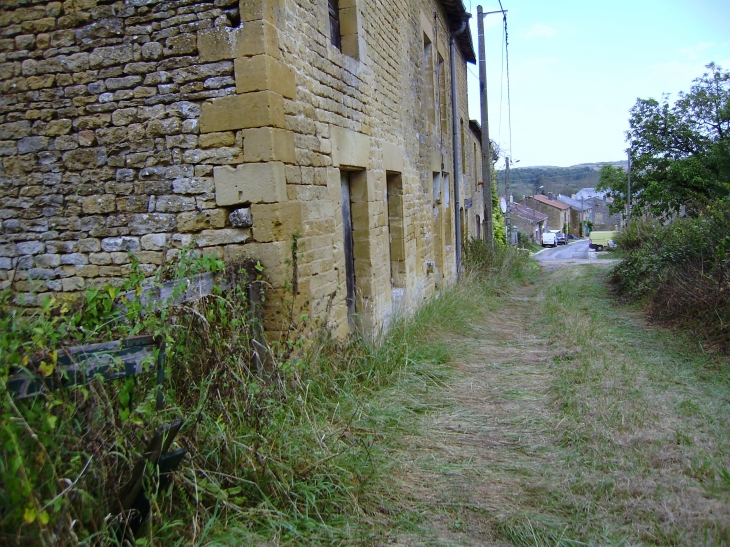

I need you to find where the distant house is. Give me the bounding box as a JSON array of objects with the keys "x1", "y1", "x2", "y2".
[
  {"x1": 569, "y1": 188, "x2": 624, "y2": 232},
  {"x1": 556, "y1": 194, "x2": 590, "y2": 236},
  {"x1": 585, "y1": 197, "x2": 624, "y2": 231},
  {"x1": 522, "y1": 194, "x2": 571, "y2": 233},
  {"x1": 510, "y1": 201, "x2": 548, "y2": 243},
  {"x1": 572, "y1": 188, "x2": 610, "y2": 201}
]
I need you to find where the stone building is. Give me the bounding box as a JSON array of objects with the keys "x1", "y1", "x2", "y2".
[
  {"x1": 556, "y1": 194, "x2": 590, "y2": 236},
  {"x1": 509, "y1": 201, "x2": 546, "y2": 243},
  {"x1": 571, "y1": 188, "x2": 623, "y2": 231},
  {"x1": 585, "y1": 197, "x2": 622, "y2": 231},
  {"x1": 522, "y1": 194, "x2": 570, "y2": 234},
  {"x1": 0, "y1": 0, "x2": 480, "y2": 339}
]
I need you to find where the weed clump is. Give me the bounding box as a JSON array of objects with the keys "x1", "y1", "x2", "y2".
[
  {"x1": 462, "y1": 237, "x2": 539, "y2": 289},
  {"x1": 611, "y1": 199, "x2": 730, "y2": 351},
  {"x1": 1, "y1": 243, "x2": 472, "y2": 545}
]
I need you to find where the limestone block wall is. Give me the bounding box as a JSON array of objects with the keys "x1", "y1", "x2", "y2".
[
  {"x1": 0, "y1": 0, "x2": 477, "y2": 340},
  {"x1": 0, "y1": 0, "x2": 250, "y2": 305},
  {"x1": 464, "y1": 125, "x2": 484, "y2": 240}
]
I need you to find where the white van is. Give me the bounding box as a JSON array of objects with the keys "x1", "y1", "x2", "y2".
[{"x1": 541, "y1": 232, "x2": 557, "y2": 247}]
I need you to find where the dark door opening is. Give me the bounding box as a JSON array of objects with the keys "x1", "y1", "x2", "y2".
[{"x1": 341, "y1": 172, "x2": 356, "y2": 329}]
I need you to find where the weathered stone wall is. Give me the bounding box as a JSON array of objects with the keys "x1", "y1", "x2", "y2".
[
  {"x1": 0, "y1": 0, "x2": 478, "y2": 339},
  {"x1": 524, "y1": 196, "x2": 570, "y2": 233},
  {"x1": 0, "y1": 0, "x2": 249, "y2": 305},
  {"x1": 587, "y1": 198, "x2": 622, "y2": 231}
]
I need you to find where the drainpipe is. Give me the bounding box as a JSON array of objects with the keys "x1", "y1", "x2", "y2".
[{"x1": 451, "y1": 13, "x2": 470, "y2": 279}]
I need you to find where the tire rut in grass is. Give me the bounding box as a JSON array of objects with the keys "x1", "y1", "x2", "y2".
[
  {"x1": 385, "y1": 266, "x2": 730, "y2": 546},
  {"x1": 390, "y1": 286, "x2": 559, "y2": 546}
]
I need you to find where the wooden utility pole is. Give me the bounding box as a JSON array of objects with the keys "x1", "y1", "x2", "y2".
[
  {"x1": 504, "y1": 156, "x2": 511, "y2": 245},
  {"x1": 477, "y1": 5, "x2": 493, "y2": 248}
]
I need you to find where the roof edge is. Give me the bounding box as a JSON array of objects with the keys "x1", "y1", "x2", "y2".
[{"x1": 439, "y1": 0, "x2": 477, "y2": 63}]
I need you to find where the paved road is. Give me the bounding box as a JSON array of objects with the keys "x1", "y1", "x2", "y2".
[
  {"x1": 533, "y1": 239, "x2": 619, "y2": 270},
  {"x1": 535, "y1": 239, "x2": 591, "y2": 261}
]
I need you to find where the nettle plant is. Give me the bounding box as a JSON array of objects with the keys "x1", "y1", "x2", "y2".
[{"x1": 0, "y1": 248, "x2": 262, "y2": 545}]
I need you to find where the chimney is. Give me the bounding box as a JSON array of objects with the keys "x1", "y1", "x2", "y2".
[{"x1": 547, "y1": 192, "x2": 555, "y2": 200}]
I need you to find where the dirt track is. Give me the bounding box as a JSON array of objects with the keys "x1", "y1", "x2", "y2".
[{"x1": 386, "y1": 265, "x2": 730, "y2": 546}]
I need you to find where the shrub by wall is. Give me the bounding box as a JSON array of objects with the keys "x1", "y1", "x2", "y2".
[{"x1": 611, "y1": 200, "x2": 730, "y2": 350}]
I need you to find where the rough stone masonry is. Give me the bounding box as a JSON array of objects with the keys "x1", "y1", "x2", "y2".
[{"x1": 0, "y1": 0, "x2": 482, "y2": 339}]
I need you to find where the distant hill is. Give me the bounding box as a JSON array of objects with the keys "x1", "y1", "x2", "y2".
[{"x1": 496, "y1": 161, "x2": 627, "y2": 202}]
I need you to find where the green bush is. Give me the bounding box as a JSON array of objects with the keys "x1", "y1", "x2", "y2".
[
  {"x1": 611, "y1": 199, "x2": 730, "y2": 350},
  {"x1": 0, "y1": 251, "x2": 259, "y2": 545},
  {"x1": 1, "y1": 240, "x2": 485, "y2": 545},
  {"x1": 462, "y1": 237, "x2": 539, "y2": 288},
  {"x1": 613, "y1": 216, "x2": 661, "y2": 252}
]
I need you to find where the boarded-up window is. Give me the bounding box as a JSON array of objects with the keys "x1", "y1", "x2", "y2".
[{"x1": 329, "y1": 0, "x2": 341, "y2": 50}]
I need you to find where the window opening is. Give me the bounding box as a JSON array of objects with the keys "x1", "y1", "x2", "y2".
[
  {"x1": 386, "y1": 173, "x2": 406, "y2": 291},
  {"x1": 460, "y1": 207, "x2": 466, "y2": 246},
  {"x1": 329, "y1": 0, "x2": 341, "y2": 50},
  {"x1": 438, "y1": 54, "x2": 447, "y2": 138},
  {"x1": 460, "y1": 119, "x2": 466, "y2": 175},
  {"x1": 340, "y1": 171, "x2": 355, "y2": 329},
  {"x1": 473, "y1": 141, "x2": 478, "y2": 188},
  {"x1": 423, "y1": 34, "x2": 435, "y2": 126},
  {"x1": 443, "y1": 173, "x2": 452, "y2": 247},
  {"x1": 432, "y1": 172, "x2": 444, "y2": 284}
]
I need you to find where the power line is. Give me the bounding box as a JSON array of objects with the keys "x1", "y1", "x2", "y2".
[
  {"x1": 492, "y1": 0, "x2": 514, "y2": 162},
  {"x1": 498, "y1": 8, "x2": 505, "y2": 146},
  {"x1": 502, "y1": 7, "x2": 513, "y2": 160}
]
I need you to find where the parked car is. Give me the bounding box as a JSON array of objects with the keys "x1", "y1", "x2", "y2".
[
  {"x1": 588, "y1": 231, "x2": 617, "y2": 251},
  {"x1": 541, "y1": 232, "x2": 557, "y2": 247},
  {"x1": 555, "y1": 232, "x2": 568, "y2": 245}
]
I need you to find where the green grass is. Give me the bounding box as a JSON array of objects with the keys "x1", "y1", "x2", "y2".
[
  {"x1": 597, "y1": 249, "x2": 624, "y2": 259},
  {"x1": 187, "y1": 280, "x2": 493, "y2": 546},
  {"x1": 524, "y1": 265, "x2": 730, "y2": 545},
  {"x1": 371, "y1": 263, "x2": 730, "y2": 546}
]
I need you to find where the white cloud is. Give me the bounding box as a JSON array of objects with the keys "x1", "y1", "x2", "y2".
[
  {"x1": 679, "y1": 42, "x2": 712, "y2": 60},
  {"x1": 648, "y1": 60, "x2": 715, "y2": 93},
  {"x1": 517, "y1": 23, "x2": 557, "y2": 39}
]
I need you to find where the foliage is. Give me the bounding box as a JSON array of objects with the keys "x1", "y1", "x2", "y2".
[
  {"x1": 612, "y1": 216, "x2": 661, "y2": 252},
  {"x1": 597, "y1": 164, "x2": 628, "y2": 216},
  {"x1": 462, "y1": 237, "x2": 539, "y2": 288},
  {"x1": 611, "y1": 199, "x2": 730, "y2": 350},
  {"x1": 0, "y1": 250, "x2": 242, "y2": 545},
  {"x1": 1, "y1": 232, "x2": 508, "y2": 545},
  {"x1": 601, "y1": 63, "x2": 730, "y2": 217},
  {"x1": 496, "y1": 164, "x2": 613, "y2": 202},
  {"x1": 492, "y1": 177, "x2": 507, "y2": 246}
]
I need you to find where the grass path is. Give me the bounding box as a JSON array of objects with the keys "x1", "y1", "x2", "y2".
[{"x1": 385, "y1": 264, "x2": 730, "y2": 546}]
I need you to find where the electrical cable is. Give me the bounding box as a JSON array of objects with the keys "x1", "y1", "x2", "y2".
[
  {"x1": 503, "y1": 9, "x2": 513, "y2": 162},
  {"x1": 498, "y1": 8, "x2": 505, "y2": 146}
]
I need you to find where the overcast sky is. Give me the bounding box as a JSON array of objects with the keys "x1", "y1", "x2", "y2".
[{"x1": 465, "y1": 0, "x2": 730, "y2": 168}]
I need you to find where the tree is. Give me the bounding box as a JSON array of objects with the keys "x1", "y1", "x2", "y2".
[
  {"x1": 601, "y1": 63, "x2": 730, "y2": 217},
  {"x1": 598, "y1": 164, "x2": 628, "y2": 215},
  {"x1": 492, "y1": 176, "x2": 506, "y2": 246}
]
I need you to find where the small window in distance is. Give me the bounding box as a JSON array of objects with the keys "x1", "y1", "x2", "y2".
[
  {"x1": 460, "y1": 119, "x2": 465, "y2": 174},
  {"x1": 329, "y1": 0, "x2": 341, "y2": 50},
  {"x1": 473, "y1": 141, "x2": 478, "y2": 187},
  {"x1": 423, "y1": 34, "x2": 435, "y2": 126},
  {"x1": 438, "y1": 54, "x2": 447, "y2": 136}
]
